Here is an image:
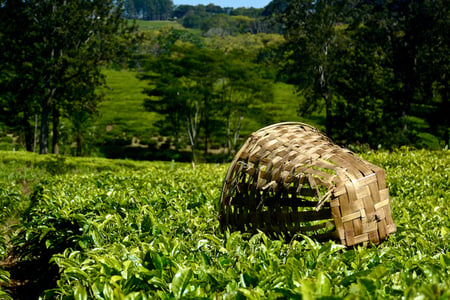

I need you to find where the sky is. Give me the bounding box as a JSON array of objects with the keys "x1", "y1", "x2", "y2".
[{"x1": 172, "y1": 0, "x2": 272, "y2": 9}]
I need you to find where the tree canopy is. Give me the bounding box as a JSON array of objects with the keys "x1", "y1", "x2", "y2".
[
  {"x1": 140, "y1": 34, "x2": 273, "y2": 161},
  {"x1": 125, "y1": 0, "x2": 173, "y2": 20},
  {"x1": 278, "y1": 0, "x2": 449, "y2": 148},
  {"x1": 0, "y1": 0, "x2": 137, "y2": 154},
  {"x1": 0, "y1": 0, "x2": 448, "y2": 160}
]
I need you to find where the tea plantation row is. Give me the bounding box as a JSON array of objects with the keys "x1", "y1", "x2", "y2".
[{"x1": 0, "y1": 149, "x2": 449, "y2": 299}]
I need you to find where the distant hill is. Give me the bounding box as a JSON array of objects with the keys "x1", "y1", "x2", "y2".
[{"x1": 97, "y1": 65, "x2": 323, "y2": 160}]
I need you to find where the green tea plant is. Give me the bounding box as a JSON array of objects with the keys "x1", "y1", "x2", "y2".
[
  {"x1": 0, "y1": 268, "x2": 12, "y2": 300},
  {"x1": 1, "y1": 149, "x2": 449, "y2": 299}
]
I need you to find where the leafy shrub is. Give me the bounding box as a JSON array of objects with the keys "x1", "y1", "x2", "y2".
[
  {"x1": 36, "y1": 156, "x2": 73, "y2": 175},
  {"x1": 0, "y1": 268, "x2": 12, "y2": 300},
  {"x1": 0, "y1": 187, "x2": 23, "y2": 223},
  {"x1": 414, "y1": 132, "x2": 443, "y2": 150},
  {"x1": 3, "y1": 149, "x2": 450, "y2": 299}
]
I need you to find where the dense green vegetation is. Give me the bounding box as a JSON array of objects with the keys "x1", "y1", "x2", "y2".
[
  {"x1": 278, "y1": 0, "x2": 449, "y2": 148},
  {"x1": 96, "y1": 67, "x2": 306, "y2": 161},
  {"x1": 1, "y1": 0, "x2": 448, "y2": 161},
  {"x1": 1, "y1": 1, "x2": 448, "y2": 299},
  {"x1": 132, "y1": 20, "x2": 184, "y2": 31},
  {"x1": 0, "y1": 149, "x2": 449, "y2": 298},
  {"x1": 0, "y1": 0, "x2": 136, "y2": 154}
]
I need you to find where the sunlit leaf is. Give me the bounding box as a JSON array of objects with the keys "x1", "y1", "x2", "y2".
[{"x1": 171, "y1": 268, "x2": 193, "y2": 298}]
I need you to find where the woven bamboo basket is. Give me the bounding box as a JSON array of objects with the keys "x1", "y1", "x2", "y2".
[{"x1": 219, "y1": 122, "x2": 396, "y2": 246}]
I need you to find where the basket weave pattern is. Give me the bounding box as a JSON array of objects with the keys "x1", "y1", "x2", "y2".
[{"x1": 219, "y1": 122, "x2": 396, "y2": 246}]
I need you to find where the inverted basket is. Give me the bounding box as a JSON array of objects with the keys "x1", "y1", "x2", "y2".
[{"x1": 219, "y1": 122, "x2": 396, "y2": 246}]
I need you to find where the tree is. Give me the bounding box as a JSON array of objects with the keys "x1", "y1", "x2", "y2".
[
  {"x1": 202, "y1": 15, "x2": 233, "y2": 37},
  {"x1": 262, "y1": 0, "x2": 289, "y2": 17},
  {"x1": 125, "y1": 0, "x2": 173, "y2": 20},
  {"x1": 206, "y1": 3, "x2": 224, "y2": 14},
  {"x1": 140, "y1": 39, "x2": 274, "y2": 161},
  {"x1": 421, "y1": 0, "x2": 450, "y2": 145},
  {"x1": 172, "y1": 5, "x2": 194, "y2": 19},
  {"x1": 397, "y1": 0, "x2": 449, "y2": 146},
  {"x1": 219, "y1": 50, "x2": 273, "y2": 154},
  {"x1": 0, "y1": 0, "x2": 136, "y2": 154},
  {"x1": 141, "y1": 44, "x2": 221, "y2": 161},
  {"x1": 330, "y1": 22, "x2": 395, "y2": 146},
  {"x1": 0, "y1": 0, "x2": 41, "y2": 151},
  {"x1": 338, "y1": 0, "x2": 450, "y2": 147},
  {"x1": 278, "y1": 0, "x2": 346, "y2": 136},
  {"x1": 230, "y1": 7, "x2": 264, "y2": 18},
  {"x1": 278, "y1": 0, "x2": 449, "y2": 148}
]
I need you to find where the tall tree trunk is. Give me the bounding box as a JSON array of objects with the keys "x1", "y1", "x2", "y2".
[
  {"x1": 187, "y1": 101, "x2": 200, "y2": 163},
  {"x1": 52, "y1": 105, "x2": 60, "y2": 154}
]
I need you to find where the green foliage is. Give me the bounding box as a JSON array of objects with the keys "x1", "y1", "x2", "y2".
[
  {"x1": 0, "y1": 268, "x2": 12, "y2": 300},
  {"x1": 132, "y1": 20, "x2": 184, "y2": 32},
  {"x1": 156, "y1": 28, "x2": 204, "y2": 51},
  {"x1": 140, "y1": 41, "x2": 274, "y2": 160},
  {"x1": 125, "y1": 0, "x2": 173, "y2": 21},
  {"x1": 0, "y1": 186, "x2": 24, "y2": 225},
  {"x1": 201, "y1": 14, "x2": 262, "y2": 37},
  {"x1": 2, "y1": 0, "x2": 446, "y2": 158},
  {"x1": 0, "y1": 0, "x2": 137, "y2": 154},
  {"x1": 0, "y1": 149, "x2": 449, "y2": 298},
  {"x1": 280, "y1": 0, "x2": 345, "y2": 135},
  {"x1": 278, "y1": 0, "x2": 449, "y2": 148},
  {"x1": 96, "y1": 64, "x2": 302, "y2": 161},
  {"x1": 172, "y1": 4, "x2": 267, "y2": 33},
  {"x1": 0, "y1": 135, "x2": 21, "y2": 151}
]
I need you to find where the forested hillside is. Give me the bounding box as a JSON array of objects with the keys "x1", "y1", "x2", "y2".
[{"x1": 0, "y1": 0, "x2": 448, "y2": 162}]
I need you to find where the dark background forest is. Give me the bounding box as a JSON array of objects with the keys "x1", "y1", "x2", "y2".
[{"x1": 0, "y1": 0, "x2": 448, "y2": 162}]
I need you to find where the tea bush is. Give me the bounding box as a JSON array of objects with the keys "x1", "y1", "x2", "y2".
[{"x1": 1, "y1": 149, "x2": 449, "y2": 299}]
